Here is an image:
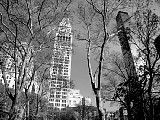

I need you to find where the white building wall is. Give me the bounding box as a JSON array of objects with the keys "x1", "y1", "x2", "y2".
[
  {"x1": 48, "y1": 18, "x2": 72, "y2": 111},
  {"x1": 68, "y1": 89, "x2": 92, "y2": 107},
  {"x1": 0, "y1": 46, "x2": 39, "y2": 93}
]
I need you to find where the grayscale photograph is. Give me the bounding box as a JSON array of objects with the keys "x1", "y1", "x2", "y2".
[{"x1": 0, "y1": 0, "x2": 160, "y2": 120}]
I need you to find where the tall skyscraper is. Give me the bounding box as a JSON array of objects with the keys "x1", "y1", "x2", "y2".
[{"x1": 48, "y1": 18, "x2": 72, "y2": 111}]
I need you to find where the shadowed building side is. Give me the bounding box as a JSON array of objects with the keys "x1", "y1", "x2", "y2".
[{"x1": 116, "y1": 11, "x2": 142, "y2": 120}]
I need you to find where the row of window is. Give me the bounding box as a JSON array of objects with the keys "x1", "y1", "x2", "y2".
[
  {"x1": 54, "y1": 99, "x2": 67, "y2": 103},
  {"x1": 50, "y1": 81, "x2": 62, "y2": 84},
  {"x1": 50, "y1": 80, "x2": 69, "y2": 85},
  {"x1": 52, "y1": 64, "x2": 69, "y2": 69},
  {"x1": 52, "y1": 64, "x2": 69, "y2": 67},
  {"x1": 57, "y1": 36, "x2": 71, "y2": 40},
  {"x1": 52, "y1": 69, "x2": 69, "y2": 73},
  {"x1": 47, "y1": 107, "x2": 66, "y2": 111},
  {"x1": 50, "y1": 85, "x2": 68, "y2": 89},
  {"x1": 53, "y1": 61, "x2": 70, "y2": 64},
  {"x1": 53, "y1": 57, "x2": 70, "y2": 62},
  {"x1": 51, "y1": 75, "x2": 69, "y2": 79},
  {"x1": 52, "y1": 67, "x2": 69, "y2": 72},
  {"x1": 54, "y1": 43, "x2": 71, "y2": 48},
  {"x1": 50, "y1": 95, "x2": 67, "y2": 99},
  {"x1": 48, "y1": 102, "x2": 67, "y2": 107},
  {"x1": 50, "y1": 88, "x2": 68, "y2": 92},
  {"x1": 52, "y1": 72, "x2": 69, "y2": 75},
  {"x1": 49, "y1": 90, "x2": 68, "y2": 95}
]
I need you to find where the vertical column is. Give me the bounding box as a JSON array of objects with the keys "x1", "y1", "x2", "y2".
[
  {"x1": 116, "y1": 11, "x2": 139, "y2": 120},
  {"x1": 116, "y1": 11, "x2": 137, "y2": 79}
]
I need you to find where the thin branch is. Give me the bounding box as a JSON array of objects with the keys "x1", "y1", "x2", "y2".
[
  {"x1": 86, "y1": 0, "x2": 102, "y2": 14},
  {"x1": 86, "y1": 25, "x2": 96, "y2": 92},
  {"x1": 37, "y1": 0, "x2": 47, "y2": 30}
]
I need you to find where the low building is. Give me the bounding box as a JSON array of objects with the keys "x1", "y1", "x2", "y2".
[{"x1": 68, "y1": 89, "x2": 91, "y2": 107}]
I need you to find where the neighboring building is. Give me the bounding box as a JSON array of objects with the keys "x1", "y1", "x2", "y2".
[
  {"x1": 0, "y1": 46, "x2": 40, "y2": 120},
  {"x1": 68, "y1": 89, "x2": 92, "y2": 107},
  {"x1": 68, "y1": 89, "x2": 83, "y2": 107},
  {"x1": 0, "y1": 52, "x2": 14, "y2": 88},
  {"x1": 0, "y1": 44, "x2": 39, "y2": 93},
  {"x1": 48, "y1": 18, "x2": 72, "y2": 111},
  {"x1": 0, "y1": 47, "x2": 40, "y2": 120}
]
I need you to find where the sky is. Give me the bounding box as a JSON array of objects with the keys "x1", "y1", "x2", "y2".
[
  {"x1": 71, "y1": 41, "x2": 95, "y2": 104},
  {"x1": 70, "y1": 12, "x2": 120, "y2": 110},
  {"x1": 71, "y1": 40, "x2": 120, "y2": 111},
  {"x1": 69, "y1": 0, "x2": 160, "y2": 111}
]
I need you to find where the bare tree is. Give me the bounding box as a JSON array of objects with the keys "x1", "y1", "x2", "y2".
[
  {"x1": 101, "y1": 1, "x2": 160, "y2": 120},
  {"x1": 75, "y1": 0, "x2": 130, "y2": 119},
  {"x1": 129, "y1": 5, "x2": 160, "y2": 120},
  {"x1": 0, "y1": 0, "x2": 73, "y2": 120}
]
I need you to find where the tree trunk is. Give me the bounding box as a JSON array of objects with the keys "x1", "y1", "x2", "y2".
[
  {"x1": 25, "y1": 90, "x2": 29, "y2": 120},
  {"x1": 119, "y1": 107, "x2": 124, "y2": 120},
  {"x1": 148, "y1": 92, "x2": 153, "y2": 120},
  {"x1": 95, "y1": 91, "x2": 103, "y2": 120},
  {"x1": 127, "y1": 100, "x2": 131, "y2": 120},
  {"x1": 35, "y1": 93, "x2": 39, "y2": 116},
  {"x1": 8, "y1": 99, "x2": 16, "y2": 120}
]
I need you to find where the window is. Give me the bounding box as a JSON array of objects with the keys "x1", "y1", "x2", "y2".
[
  {"x1": 49, "y1": 99, "x2": 54, "y2": 102},
  {"x1": 50, "y1": 95, "x2": 54, "y2": 98},
  {"x1": 49, "y1": 103, "x2": 54, "y2": 106},
  {"x1": 51, "y1": 81, "x2": 56, "y2": 84},
  {"x1": 51, "y1": 84, "x2": 55, "y2": 87},
  {"x1": 56, "y1": 92, "x2": 61, "y2": 94},
  {"x1": 53, "y1": 68, "x2": 57, "y2": 71},
  {"x1": 62, "y1": 100, "x2": 66, "y2": 103},
  {"x1": 62, "y1": 96, "x2": 66, "y2": 99},
  {"x1": 64, "y1": 73, "x2": 68, "y2": 75},
  {"x1": 64, "y1": 64, "x2": 68, "y2": 67},
  {"x1": 55, "y1": 99, "x2": 60, "y2": 102},
  {"x1": 6, "y1": 76, "x2": 9, "y2": 79},
  {"x1": 64, "y1": 67, "x2": 68, "y2": 70},
  {"x1": 53, "y1": 72, "x2": 57, "y2": 74},
  {"x1": 63, "y1": 89, "x2": 67, "y2": 91},
  {"x1": 55, "y1": 103, "x2": 60, "y2": 106},
  {"x1": 62, "y1": 92, "x2": 67, "y2": 95},
  {"x1": 56, "y1": 95, "x2": 60, "y2": 98},
  {"x1": 65, "y1": 61, "x2": 69, "y2": 64},
  {"x1": 63, "y1": 76, "x2": 69, "y2": 79},
  {"x1": 64, "y1": 70, "x2": 68, "y2": 72},
  {"x1": 62, "y1": 104, "x2": 66, "y2": 107}
]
